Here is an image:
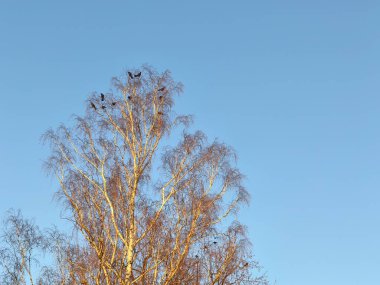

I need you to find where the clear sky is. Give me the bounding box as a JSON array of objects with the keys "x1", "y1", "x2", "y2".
[{"x1": 1, "y1": 1, "x2": 379, "y2": 284}]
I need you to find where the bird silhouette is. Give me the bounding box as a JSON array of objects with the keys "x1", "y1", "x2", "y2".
[
  {"x1": 128, "y1": 96, "x2": 132, "y2": 100},
  {"x1": 134, "y1": 72, "x2": 141, "y2": 78},
  {"x1": 101, "y1": 105, "x2": 106, "y2": 110},
  {"x1": 112, "y1": 102, "x2": 117, "y2": 106},
  {"x1": 158, "y1": 87, "x2": 165, "y2": 92},
  {"x1": 128, "y1": 72, "x2": 134, "y2": 79},
  {"x1": 91, "y1": 102, "x2": 97, "y2": 110},
  {"x1": 101, "y1": 93, "x2": 105, "y2": 101},
  {"x1": 213, "y1": 241, "x2": 217, "y2": 244},
  {"x1": 195, "y1": 255, "x2": 199, "y2": 258},
  {"x1": 158, "y1": 111, "x2": 163, "y2": 115},
  {"x1": 244, "y1": 262, "x2": 249, "y2": 267},
  {"x1": 159, "y1": 95, "x2": 163, "y2": 101}
]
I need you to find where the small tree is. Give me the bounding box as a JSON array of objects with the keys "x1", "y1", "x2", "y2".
[
  {"x1": 0, "y1": 210, "x2": 45, "y2": 285},
  {"x1": 1, "y1": 65, "x2": 267, "y2": 284}
]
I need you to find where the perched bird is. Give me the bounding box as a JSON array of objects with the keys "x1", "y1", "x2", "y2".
[
  {"x1": 195, "y1": 255, "x2": 199, "y2": 258},
  {"x1": 213, "y1": 241, "x2": 217, "y2": 245},
  {"x1": 244, "y1": 262, "x2": 249, "y2": 267},
  {"x1": 158, "y1": 86, "x2": 165, "y2": 92},
  {"x1": 159, "y1": 95, "x2": 163, "y2": 101},
  {"x1": 112, "y1": 102, "x2": 117, "y2": 106},
  {"x1": 101, "y1": 105, "x2": 106, "y2": 110},
  {"x1": 128, "y1": 72, "x2": 134, "y2": 79},
  {"x1": 134, "y1": 72, "x2": 141, "y2": 78},
  {"x1": 158, "y1": 111, "x2": 163, "y2": 115},
  {"x1": 101, "y1": 93, "x2": 105, "y2": 101},
  {"x1": 128, "y1": 96, "x2": 132, "y2": 100},
  {"x1": 91, "y1": 102, "x2": 97, "y2": 110}
]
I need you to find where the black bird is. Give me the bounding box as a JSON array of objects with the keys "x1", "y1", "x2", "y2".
[
  {"x1": 158, "y1": 111, "x2": 163, "y2": 115},
  {"x1": 128, "y1": 72, "x2": 134, "y2": 79},
  {"x1": 128, "y1": 96, "x2": 132, "y2": 100},
  {"x1": 112, "y1": 102, "x2": 117, "y2": 106},
  {"x1": 244, "y1": 262, "x2": 249, "y2": 267},
  {"x1": 101, "y1": 93, "x2": 105, "y2": 101},
  {"x1": 158, "y1": 86, "x2": 165, "y2": 92},
  {"x1": 91, "y1": 102, "x2": 97, "y2": 110},
  {"x1": 101, "y1": 105, "x2": 106, "y2": 110},
  {"x1": 213, "y1": 241, "x2": 217, "y2": 245},
  {"x1": 195, "y1": 255, "x2": 199, "y2": 258},
  {"x1": 134, "y1": 72, "x2": 141, "y2": 78}
]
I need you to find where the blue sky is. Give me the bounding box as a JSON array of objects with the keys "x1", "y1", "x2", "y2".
[{"x1": 1, "y1": 1, "x2": 379, "y2": 284}]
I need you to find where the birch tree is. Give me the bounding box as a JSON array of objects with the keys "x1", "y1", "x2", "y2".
[{"x1": 37, "y1": 66, "x2": 266, "y2": 284}]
